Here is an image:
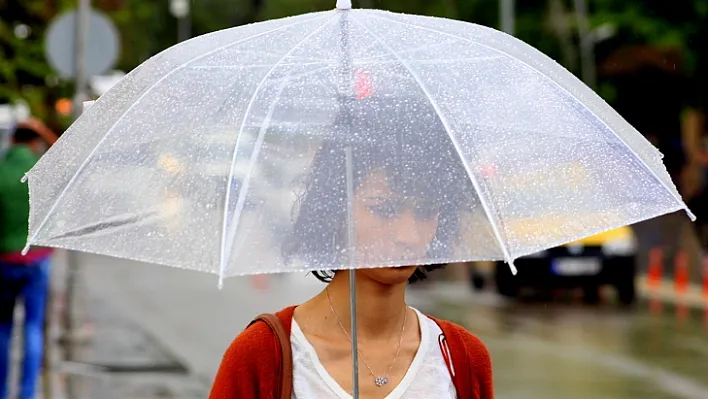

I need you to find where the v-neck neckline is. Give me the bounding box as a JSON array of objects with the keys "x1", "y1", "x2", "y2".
[{"x1": 291, "y1": 307, "x2": 430, "y2": 399}]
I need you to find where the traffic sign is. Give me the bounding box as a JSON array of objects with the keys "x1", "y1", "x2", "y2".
[{"x1": 45, "y1": 9, "x2": 120, "y2": 78}]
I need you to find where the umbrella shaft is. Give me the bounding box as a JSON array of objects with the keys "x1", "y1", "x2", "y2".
[
  {"x1": 345, "y1": 146, "x2": 360, "y2": 397},
  {"x1": 349, "y1": 268, "x2": 359, "y2": 397}
]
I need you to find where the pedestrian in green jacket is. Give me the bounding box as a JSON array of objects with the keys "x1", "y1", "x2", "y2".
[{"x1": 0, "y1": 121, "x2": 54, "y2": 399}]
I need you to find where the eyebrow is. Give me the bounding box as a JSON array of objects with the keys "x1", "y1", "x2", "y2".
[{"x1": 362, "y1": 196, "x2": 394, "y2": 202}]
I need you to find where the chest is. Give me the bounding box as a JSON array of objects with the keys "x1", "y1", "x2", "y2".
[
  {"x1": 290, "y1": 315, "x2": 457, "y2": 399},
  {"x1": 320, "y1": 341, "x2": 419, "y2": 398}
]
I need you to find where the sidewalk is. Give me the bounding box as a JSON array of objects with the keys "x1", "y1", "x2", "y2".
[
  {"x1": 637, "y1": 275, "x2": 707, "y2": 308},
  {"x1": 8, "y1": 251, "x2": 210, "y2": 399},
  {"x1": 45, "y1": 296, "x2": 209, "y2": 399}
]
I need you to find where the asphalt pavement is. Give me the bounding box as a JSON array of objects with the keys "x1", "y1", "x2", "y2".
[{"x1": 411, "y1": 283, "x2": 708, "y2": 399}]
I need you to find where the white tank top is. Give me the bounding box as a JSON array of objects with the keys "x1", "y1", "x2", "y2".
[{"x1": 290, "y1": 308, "x2": 457, "y2": 399}]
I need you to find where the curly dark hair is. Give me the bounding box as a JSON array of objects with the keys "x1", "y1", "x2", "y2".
[{"x1": 282, "y1": 96, "x2": 474, "y2": 284}]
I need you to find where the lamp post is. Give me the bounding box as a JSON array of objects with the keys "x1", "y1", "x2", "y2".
[
  {"x1": 170, "y1": 0, "x2": 191, "y2": 43},
  {"x1": 573, "y1": 0, "x2": 596, "y2": 88},
  {"x1": 500, "y1": 0, "x2": 515, "y2": 35}
]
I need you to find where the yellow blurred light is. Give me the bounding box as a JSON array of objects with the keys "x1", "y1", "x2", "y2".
[{"x1": 158, "y1": 154, "x2": 183, "y2": 174}]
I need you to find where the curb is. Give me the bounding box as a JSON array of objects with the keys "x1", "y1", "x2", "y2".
[{"x1": 637, "y1": 275, "x2": 707, "y2": 308}]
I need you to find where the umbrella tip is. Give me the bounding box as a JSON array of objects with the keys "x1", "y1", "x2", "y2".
[
  {"x1": 336, "y1": 0, "x2": 352, "y2": 9},
  {"x1": 21, "y1": 244, "x2": 30, "y2": 256},
  {"x1": 685, "y1": 207, "x2": 697, "y2": 222},
  {"x1": 508, "y1": 261, "x2": 518, "y2": 276},
  {"x1": 20, "y1": 173, "x2": 28, "y2": 183},
  {"x1": 217, "y1": 276, "x2": 224, "y2": 290}
]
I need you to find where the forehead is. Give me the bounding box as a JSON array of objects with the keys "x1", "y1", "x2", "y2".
[
  {"x1": 356, "y1": 171, "x2": 392, "y2": 198},
  {"x1": 356, "y1": 170, "x2": 432, "y2": 200}
]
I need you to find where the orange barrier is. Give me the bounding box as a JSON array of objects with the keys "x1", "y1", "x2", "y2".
[
  {"x1": 647, "y1": 247, "x2": 663, "y2": 289},
  {"x1": 674, "y1": 250, "x2": 689, "y2": 294},
  {"x1": 702, "y1": 255, "x2": 708, "y2": 298}
]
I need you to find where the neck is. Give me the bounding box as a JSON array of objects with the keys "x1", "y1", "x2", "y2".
[{"x1": 324, "y1": 271, "x2": 407, "y2": 341}]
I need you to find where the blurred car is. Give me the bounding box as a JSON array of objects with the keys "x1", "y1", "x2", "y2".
[{"x1": 474, "y1": 226, "x2": 637, "y2": 305}]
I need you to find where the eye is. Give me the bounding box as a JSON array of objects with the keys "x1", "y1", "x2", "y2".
[
  {"x1": 367, "y1": 204, "x2": 400, "y2": 219},
  {"x1": 413, "y1": 203, "x2": 439, "y2": 220}
]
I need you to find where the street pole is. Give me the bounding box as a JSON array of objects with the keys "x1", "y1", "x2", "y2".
[
  {"x1": 357, "y1": 0, "x2": 372, "y2": 8},
  {"x1": 73, "y1": 0, "x2": 89, "y2": 118},
  {"x1": 500, "y1": 0, "x2": 515, "y2": 35},
  {"x1": 61, "y1": 1, "x2": 91, "y2": 396},
  {"x1": 170, "y1": 0, "x2": 191, "y2": 42},
  {"x1": 178, "y1": 11, "x2": 191, "y2": 43},
  {"x1": 573, "y1": 0, "x2": 596, "y2": 88},
  {"x1": 64, "y1": 0, "x2": 89, "y2": 355}
]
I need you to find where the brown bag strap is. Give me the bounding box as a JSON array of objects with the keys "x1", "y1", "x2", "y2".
[{"x1": 249, "y1": 314, "x2": 293, "y2": 399}]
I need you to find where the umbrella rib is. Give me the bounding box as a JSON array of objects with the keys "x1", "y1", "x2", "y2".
[
  {"x1": 218, "y1": 14, "x2": 339, "y2": 285},
  {"x1": 361, "y1": 10, "x2": 693, "y2": 221},
  {"x1": 350, "y1": 15, "x2": 517, "y2": 272},
  {"x1": 25, "y1": 12, "x2": 333, "y2": 248}
]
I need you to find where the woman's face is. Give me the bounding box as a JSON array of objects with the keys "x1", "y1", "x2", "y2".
[{"x1": 351, "y1": 170, "x2": 439, "y2": 285}]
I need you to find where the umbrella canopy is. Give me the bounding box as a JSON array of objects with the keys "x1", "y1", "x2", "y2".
[{"x1": 24, "y1": 3, "x2": 691, "y2": 281}]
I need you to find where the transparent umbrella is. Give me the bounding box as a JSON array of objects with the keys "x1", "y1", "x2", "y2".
[{"x1": 23, "y1": 0, "x2": 692, "y2": 396}]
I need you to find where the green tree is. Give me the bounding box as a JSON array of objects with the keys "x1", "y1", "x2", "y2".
[
  {"x1": 2, "y1": 0, "x2": 707, "y2": 127},
  {"x1": 0, "y1": 0, "x2": 74, "y2": 124}
]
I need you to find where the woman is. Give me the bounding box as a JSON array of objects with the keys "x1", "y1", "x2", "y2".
[{"x1": 209, "y1": 96, "x2": 493, "y2": 399}]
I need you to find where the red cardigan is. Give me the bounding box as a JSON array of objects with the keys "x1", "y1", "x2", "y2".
[{"x1": 209, "y1": 306, "x2": 493, "y2": 399}]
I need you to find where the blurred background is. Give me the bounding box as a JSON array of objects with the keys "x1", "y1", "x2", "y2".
[{"x1": 1, "y1": 0, "x2": 707, "y2": 398}]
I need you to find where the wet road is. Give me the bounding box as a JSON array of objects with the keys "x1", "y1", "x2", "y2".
[
  {"x1": 412, "y1": 284, "x2": 708, "y2": 399},
  {"x1": 56, "y1": 252, "x2": 708, "y2": 398}
]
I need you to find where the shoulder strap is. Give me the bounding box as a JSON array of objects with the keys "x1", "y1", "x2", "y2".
[
  {"x1": 430, "y1": 317, "x2": 472, "y2": 398},
  {"x1": 438, "y1": 333, "x2": 456, "y2": 379},
  {"x1": 249, "y1": 314, "x2": 293, "y2": 399}
]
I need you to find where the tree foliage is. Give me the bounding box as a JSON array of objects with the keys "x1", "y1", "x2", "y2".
[{"x1": 1, "y1": 0, "x2": 706, "y2": 128}]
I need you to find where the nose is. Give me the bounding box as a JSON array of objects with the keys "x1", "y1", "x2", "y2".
[{"x1": 392, "y1": 209, "x2": 425, "y2": 251}]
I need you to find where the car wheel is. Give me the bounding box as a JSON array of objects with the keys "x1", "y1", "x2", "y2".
[
  {"x1": 494, "y1": 262, "x2": 519, "y2": 298},
  {"x1": 612, "y1": 256, "x2": 637, "y2": 305},
  {"x1": 616, "y1": 279, "x2": 637, "y2": 305},
  {"x1": 470, "y1": 272, "x2": 485, "y2": 291},
  {"x1": 582, "y1": 286, "x2": 601, "y2": 304}
]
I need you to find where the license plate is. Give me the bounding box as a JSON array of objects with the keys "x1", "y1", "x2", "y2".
[{"x1": 552, "y1": 258, "x2": 601, "y2": 276}]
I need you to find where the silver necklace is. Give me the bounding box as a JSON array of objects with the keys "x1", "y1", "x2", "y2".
[{"x1": 326, "y1": 287, "x2": 407, "y2": 387}]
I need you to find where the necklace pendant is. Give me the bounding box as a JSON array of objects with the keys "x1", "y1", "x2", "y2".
[{"x1": 375, "y1": 376, "x2": 388, "y2": 387}]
